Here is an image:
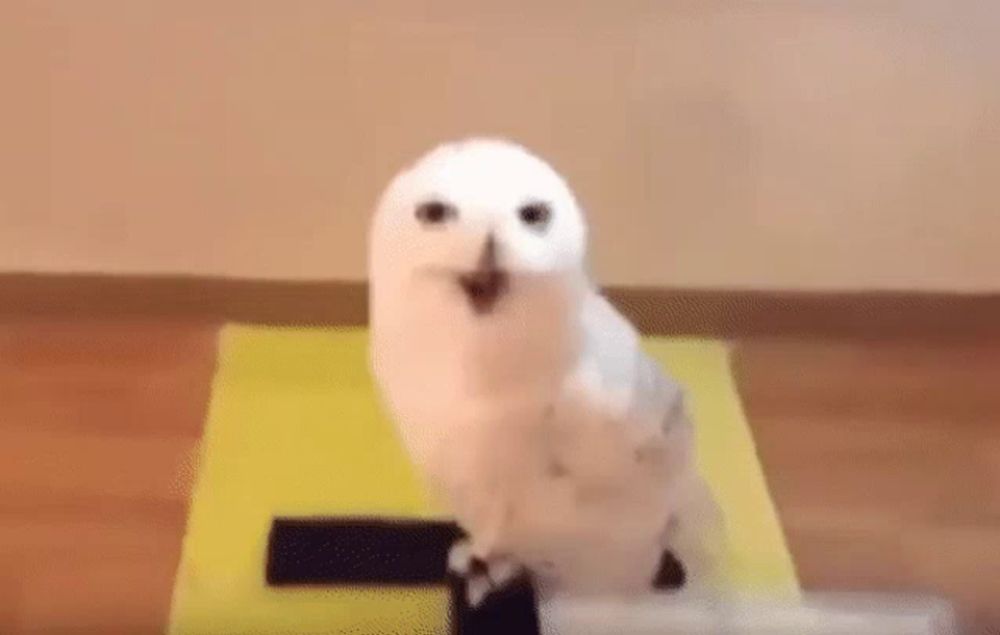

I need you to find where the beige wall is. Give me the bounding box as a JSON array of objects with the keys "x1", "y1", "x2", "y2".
[{"x1": 2, "y1": 1, "x2": 998, "y2": 291}]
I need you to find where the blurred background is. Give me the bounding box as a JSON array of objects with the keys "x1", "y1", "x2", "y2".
[
  {"x1": 1, "y1": 1, "x2": 998, "y2": 634},
  {"x1": 3, "y1": 0, "x2": 998, "y2": 290}
]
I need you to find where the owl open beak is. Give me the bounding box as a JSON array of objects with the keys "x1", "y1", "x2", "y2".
[{"x1": 458, "y1": 234, "x2": 509, "y2": 315}]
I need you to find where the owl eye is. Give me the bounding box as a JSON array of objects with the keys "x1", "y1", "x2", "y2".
[
  {"x1": 518, "y1": 202, "x2": 552, "y2": 230},
  {"x1": 415, "y1": 200, "x2": 456, "y2": 226}
]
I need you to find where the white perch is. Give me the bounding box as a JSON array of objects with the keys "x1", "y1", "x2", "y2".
[{"x1": 539, "y1": 592, "x2": 959, "y2": 635}]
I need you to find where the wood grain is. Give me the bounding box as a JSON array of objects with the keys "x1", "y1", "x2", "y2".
[
  {"x1": 734, "y1": 338, "x2": 1000, "y2": 634},
  {"x1": 1, "y1": 314, "x2": 998, "y2": 633},
  {"x1": 4, "y1": 273, "x2": 1000, "y2": 338},
  {"x1": 0, "y1": 320, "x2": 217, "y2": 634}
]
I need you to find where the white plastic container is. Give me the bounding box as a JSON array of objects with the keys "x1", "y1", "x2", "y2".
[{"x1": 540, "y1": 591, "x2": 959, "y2": 635}]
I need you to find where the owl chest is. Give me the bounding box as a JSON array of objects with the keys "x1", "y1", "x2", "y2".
[
  {"x1": 436, "y1": 401, "x2": 669, "y2": 592},
  {"x1": 439, "y1": 399, "x2": 669, "y2": 537}
]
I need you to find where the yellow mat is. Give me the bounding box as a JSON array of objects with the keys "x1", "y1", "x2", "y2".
[{"x1": 168, "y1": 326, "x2": 798, "y2": 635}]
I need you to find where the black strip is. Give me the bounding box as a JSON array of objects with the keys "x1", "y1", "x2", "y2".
[
  {"x1": 266, "y1": 517, "x2": 464, "y2": 586},
  {"x1": 449, "y1": 572, "x2": 541, "y2": 635},
  {"x1": 266, "y1": 516, "x2": 542, "y2": 635}
]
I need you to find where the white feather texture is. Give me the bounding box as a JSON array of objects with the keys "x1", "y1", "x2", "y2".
[{"x1": 369, "y1": 138, "x2": 722, "y2": 600}]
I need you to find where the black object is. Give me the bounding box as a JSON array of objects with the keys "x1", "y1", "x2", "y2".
[
  {"x1": 266, "y1": 516, "x2": 541, "y2": 635},
  {"x1": 266, "y1": 516, "x2": 683, "y2": 634},
  {"x1": 448, "y1": 570, "x2": 542, "y2": 635},
  {"x1": 652, "y1": 549, "x2": 687, "y2": 590},
  {"x1": 266, "y1": 517, "x2": 464, "y2": 586}
]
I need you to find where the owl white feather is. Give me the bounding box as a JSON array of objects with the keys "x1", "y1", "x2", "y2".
[{"x1": 368, "y1": 138, "x2": 724, "y2": 605}]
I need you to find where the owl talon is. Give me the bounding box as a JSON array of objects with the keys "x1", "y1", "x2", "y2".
[
  {"x1": 447, "y1": 540, "x2": 473, "y2": 575},
  {"x1": 466, "y1": 571, "x2": 493, "y2": 607},
  {"x1": 486, "y1": 556, "x2": 520, "y2": 587},
  {"x1": 450, "y1": 547, "x2": 526, "y2": 608}
]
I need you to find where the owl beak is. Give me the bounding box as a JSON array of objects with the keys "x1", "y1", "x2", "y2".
[{"x1": 458, "y1": 234, "x2": 509, "y2": 315}]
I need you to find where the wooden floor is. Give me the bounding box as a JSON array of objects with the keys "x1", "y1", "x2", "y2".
[
  {"x1": 733, "y1": 338, "x2": 1000, "y2": 633},
  {"x1": 1, "y1": 320, "x2": 997, "y2": 633},
  {"x1": 0, "y1": 320, "x2": 217, "y2": 635}
]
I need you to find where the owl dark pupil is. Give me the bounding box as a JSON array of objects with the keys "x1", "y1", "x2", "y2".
[
  {"x1": 519, "y1": 203, "x2": 550, "y2": 226},
  {"x1": 417, "y1": 201, "x2": 451, "y2": 224}
]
